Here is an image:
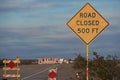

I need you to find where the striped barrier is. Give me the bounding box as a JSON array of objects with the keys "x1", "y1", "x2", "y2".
[
  {"x1": 48, "y1": 68, "x2": 57, "y2": 80},
  {"x1": 2, "y1": 56, "x2": 20, "y2": 80},
  {"x1": 3, "y1": 74, "x2": 20, "y2": 78}
]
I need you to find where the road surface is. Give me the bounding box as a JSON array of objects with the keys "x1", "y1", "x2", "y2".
[{"x1": 0, "y1": 64, "x2": 76, "y2": 80}]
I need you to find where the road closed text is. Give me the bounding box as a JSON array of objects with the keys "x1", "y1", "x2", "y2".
[
  {"x1": 76, "y1": 12, "x2": 99, "y2": 34},
  {"x1": 76, "y1": 12, "x2": 99, "y2": 26},
  {"x1": 76, "y1": 20, "x2": 99, "y2": 26}
]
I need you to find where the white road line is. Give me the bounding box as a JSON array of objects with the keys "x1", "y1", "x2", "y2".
[{"x1": 21, "y1": 65, "x2": 58, "y2": 80}]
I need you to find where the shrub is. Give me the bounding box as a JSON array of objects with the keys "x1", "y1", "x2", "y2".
[{"x1": 73, "y1": 54, "x2": 86, "y2": 69}]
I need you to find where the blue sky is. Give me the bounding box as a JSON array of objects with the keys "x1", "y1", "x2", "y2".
[{"x1": 0, "y1": 0, "x2": 120, "y2": 59}]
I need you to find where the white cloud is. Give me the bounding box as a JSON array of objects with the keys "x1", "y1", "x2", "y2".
[{"x1": 0, "y1": 0, "x2": 53, "y2": 11}]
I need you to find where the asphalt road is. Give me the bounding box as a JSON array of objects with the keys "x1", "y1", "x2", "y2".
[{"x1": 0, "y1": 64, "x2": 77, "y2": 80}]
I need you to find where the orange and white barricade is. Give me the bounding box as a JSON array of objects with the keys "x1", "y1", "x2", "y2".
[
  {"x1": 3, "y1": 56, "x2": 20, "y2": 80},
  {"x1": 48, "y1": 68, "x2": 57, "y2": 80}
]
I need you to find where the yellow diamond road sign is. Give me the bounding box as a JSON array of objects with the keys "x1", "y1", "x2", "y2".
[{"x1": 67, "y1": 3, "x2": 109, "y2": 44}]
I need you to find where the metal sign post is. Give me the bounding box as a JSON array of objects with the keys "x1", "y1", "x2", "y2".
[{"x1": 86, "y1": 44, "x2": 89, "y2": 80}]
